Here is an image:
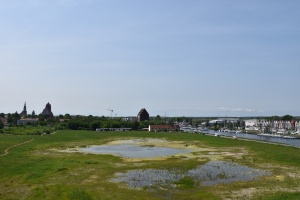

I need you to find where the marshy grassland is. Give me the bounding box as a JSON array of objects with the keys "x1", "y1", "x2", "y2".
[{"x1": 1, "y1": 130, "x2": 300, "y2": 200}]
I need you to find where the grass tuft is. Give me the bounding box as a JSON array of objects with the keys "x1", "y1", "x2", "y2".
[{"x1": 68, "y1": 188, "x2": 92, "y2": 200}]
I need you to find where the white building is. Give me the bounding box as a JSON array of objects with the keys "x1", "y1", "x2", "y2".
[
  {"x1": 295, "y1": 121, "x2": 300, "y2": 132},
  {"x1": 244, "y1": 119, "x2": 259, "y2": 131},
  {"x1": 17, "y1": 118, "x2": 38, "y2": 125}
]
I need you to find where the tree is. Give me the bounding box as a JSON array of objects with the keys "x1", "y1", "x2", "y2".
[
  {"x1": 131, "y1": 121, "x2": 139, "y2": 130},
  {"x1": 282, "y1": 115, "x2": 293, "y2": 121},
  {"x1": 90, "y1": 121, "x2": 101, "y2": 131},
  {"x1": 38, "y1": 115, "x2": 45, "y2": 122},
  {"x1": 13, "y1": 111, "x2": 20, "y2": 118},
  {"x1": 67, "y1": 121, "x2": 81, "y2": 130},
  {"x1": 0, "y1": 120, "x2": 4, "y2": 129},
  {"x1": 155, "y1": 115, "x2": 161, "y2": 122},
  {"x1": 64, "y1": 114, "x2": 71, "y2": 120}
]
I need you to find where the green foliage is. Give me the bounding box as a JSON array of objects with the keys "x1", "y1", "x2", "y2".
[
  {"x1": 68, "y1": 189, "x2": 92, "y2": 200},
  {"x1": 260, "y1": 192, "x2": 300, "y2": 200},
  {"x1": 6, "y1": 112, "x2": 21, "y2": 125},
  {"x1": 84, "y1": 160, "x2": 99, "y2": 164},
  {"x1": 174, "y1": 176, "x2": 195, "y2": 188},
  {"x1": 0, "y1": 120, "x2": 4, "y2": 129},
  {"x1": 282, "y1": 115, "x2": 294, "y2": 121},
  {"x1": 89, "y1": 121, "x2": 101, "y2": 131},
  {"x1": 2, "y1": 126, "x2": 54, "y2": 135}
]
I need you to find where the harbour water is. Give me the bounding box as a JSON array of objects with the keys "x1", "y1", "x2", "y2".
[{"x1": 202, "y1": 130, "x2": 300, "y2": 147}]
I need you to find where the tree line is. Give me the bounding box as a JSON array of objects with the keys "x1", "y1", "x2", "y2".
[
  {"x1": 0, "y1": 113, "x2": 171, "y2": 131},
  {"x1": 1, "y1": 112, "x2": 297, "y2": 132}
]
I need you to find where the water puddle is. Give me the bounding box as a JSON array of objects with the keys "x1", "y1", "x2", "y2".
[
  {"x1": 56, "y1": 139, "x2": 270, "y2": 189},
  {"x1": 75, "y1": 139, "x2": 192, "y2": 159},
  {"x1": 111, "y1": 161, "x2": 270, "y2": 188},
  {"x1": 79, "y1": 144, "x2": 191, "y2": 158},
  {"x1": 188, "y1": 161, "x2": 270, "y2": 186}
]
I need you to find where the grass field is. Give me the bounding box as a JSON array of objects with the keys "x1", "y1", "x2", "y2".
[{"x1": 1, "y1": 130, "x2": 300, "y2": 200}]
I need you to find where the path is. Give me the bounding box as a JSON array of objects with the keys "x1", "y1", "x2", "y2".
[{"x1": 0, "y1": 138, "x2": 34, "y2": 157}]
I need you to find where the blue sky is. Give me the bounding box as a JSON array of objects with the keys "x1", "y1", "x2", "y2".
[{"x1": 1, "y1": 0, "x2": 299, "y2": 117}]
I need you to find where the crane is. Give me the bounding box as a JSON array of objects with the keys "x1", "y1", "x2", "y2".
[{"x1": 107, "y1": 109, "x2": 113, "y2": 119}]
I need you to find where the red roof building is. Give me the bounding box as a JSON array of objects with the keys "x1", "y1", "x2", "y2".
[{"x1": 149, "y1": 124, "x2": 179, "y2": 132}]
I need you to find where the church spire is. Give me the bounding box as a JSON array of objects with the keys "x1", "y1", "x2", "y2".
[{"x1": 20, "y1": 101, "x2": 27, "y2": 118}]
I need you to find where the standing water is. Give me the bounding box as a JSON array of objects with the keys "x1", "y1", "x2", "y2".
[{"x1": 111, "y1": 161, "x2": 270, "y2": 188}]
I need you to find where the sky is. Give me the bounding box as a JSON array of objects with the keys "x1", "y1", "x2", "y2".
[{"x1": 1, "y1": 0, "x2": 299, "y2": 117}]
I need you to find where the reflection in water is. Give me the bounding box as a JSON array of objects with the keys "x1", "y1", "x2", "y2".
[
  {"x1": 79, "y1": 144, "x2": 191, "y2": 158},
  {"x1": 188, "y1": 161, "x2": 270, "y2": 186},
  {"x1": 113, "y1": 169, "x2": 182, "y2": 188},
  {"x1": 111, "y1": 161, "x2": 270, "y2": 188}
]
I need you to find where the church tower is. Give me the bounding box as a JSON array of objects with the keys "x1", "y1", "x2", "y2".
[
  {"x1": 137, "y1": 108, "x2": 149, "y2": 122},
  {"x1": 41, "y1": 102, "x2": 54, "y2": 118},
  {"x1": 20, "y1": 102, "x2": 27, "y2": 118}
]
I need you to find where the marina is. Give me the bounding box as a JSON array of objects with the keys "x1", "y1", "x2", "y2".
[{"x1": 201, "y1": 130, "x2": 300, "y2": 147}]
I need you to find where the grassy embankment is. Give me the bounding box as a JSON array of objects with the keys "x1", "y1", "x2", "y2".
[{"x1": 1, "y1": 130, "x2": 300, "y2": 200}]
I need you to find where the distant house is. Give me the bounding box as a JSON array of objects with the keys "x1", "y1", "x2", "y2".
[
  {"x1": 149, "y1": 124, "x2": 179, "y2": 132},
  {"x1": 137, "y1": 108, "x2": 149, "y2": 122},
  {"x1": 0, "y1": 117, "x2": 7, "y2": 125},
  {"x1": 96, "y1": 128, "x2": 131, "y2": 132},
  {"x1": 295, "y1": 121, "x2": 300, "y2": 132},
  {"x1": 121, "y1": 117, "x2": 136, "y2": 122},
  {"x1": 208, "y1": 119, "x2": 224, "y2": 126},
  {"x1": 244, "y1": 119, "x2": 258, "y2": 127},
  {"x1": 244, "y1": 119, "x2": 259, "y2": 131},
  {"x1": 17, "y1": 118, "x2": 39, "y2": 125}
]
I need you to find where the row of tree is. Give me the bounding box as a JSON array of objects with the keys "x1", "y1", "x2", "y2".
[
  {"x1": 0, "y1": 113, "x2": 170, "y2": 131},
  {"x1": 1, "y1": 112, "x2": 297, "y2": 131}
]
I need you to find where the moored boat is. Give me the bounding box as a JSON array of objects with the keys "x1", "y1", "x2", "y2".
[{"x1": 282, "y1": 135, "x2": 297, "y2": 139}]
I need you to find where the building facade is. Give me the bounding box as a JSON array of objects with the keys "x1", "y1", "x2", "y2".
[
  {"x1": 137, "y1": 108, "x2": 149, "y2": 122},
  {"x1": 17, "y1": 118, "x2": 39, "y2": 125},
  {"x1": 149, "y1": 124, "x2": 180, "y2": 132},
  {"x1": 41, "y1": 102, "x2": 54, "y2": 118}
]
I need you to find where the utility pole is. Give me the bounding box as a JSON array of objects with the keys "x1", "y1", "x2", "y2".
[{"x1": 107, "y1": 109, "x2": 113, "y2": 119}]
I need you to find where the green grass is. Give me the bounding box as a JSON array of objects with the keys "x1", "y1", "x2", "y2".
[
  {"x1": 1, "y1": 130, "x2": 300, "y2": 199},
  {"x1": 174, "y1": 176, "x2": 195, "y2": 188},
  {"x1": 2, "y1": 125, "x2": 55, "y2": 135},
  {"x1": 258, "y1": 192, "x2": 300, "y2": 200}
]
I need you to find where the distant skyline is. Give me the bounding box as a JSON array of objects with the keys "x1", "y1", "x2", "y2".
[{"x1": 1, "y1": 0, "x2": 300, "y2": 117}]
